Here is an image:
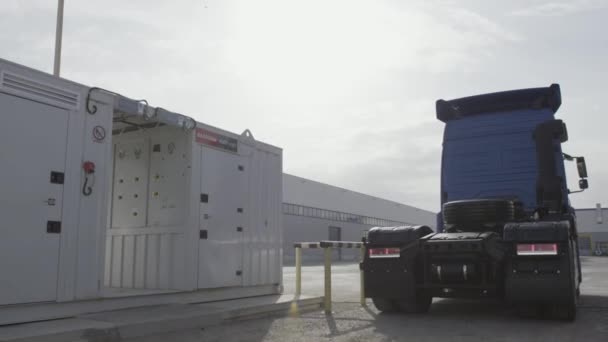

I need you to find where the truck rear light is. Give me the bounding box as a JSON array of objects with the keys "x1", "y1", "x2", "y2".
[
  {"x1": 369, "y1": 247, "x2": 400, "y2": 258},
  {"x1": 516, "y1": 243, "x2": 558, "y2": 256}
]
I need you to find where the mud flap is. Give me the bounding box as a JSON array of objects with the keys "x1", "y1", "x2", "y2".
[
  {"x1": 361, "y1": 225, "x2": 432, "y2": 300},
  {"x1": 504, "y1": 221, "x2": 576, "y2": 305},
  {"x1": 362, "y1": 258, "x2": 417, "y2": 300}
]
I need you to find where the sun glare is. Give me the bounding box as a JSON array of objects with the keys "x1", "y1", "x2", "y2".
[{"x1": 224, "y1": 0, "x2": 414, "y2": 103}]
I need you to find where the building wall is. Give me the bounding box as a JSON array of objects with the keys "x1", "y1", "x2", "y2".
[
  {"x1": 283, "y1": 214, "x2": 373, "y2": 263},
  {"x1": 283, "y1": 174, "x2": 436, "y2": 227},
  {"x1": 576, "y1": 207, "x2": 608, "y2": 255},
  {"x1": 282, "y1": 174, "x2": 437, "y2": 262}
]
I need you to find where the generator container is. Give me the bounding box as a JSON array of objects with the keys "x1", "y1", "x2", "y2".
[{"x1": 0, "y1": 58, "x2": 283, "y2": 313}]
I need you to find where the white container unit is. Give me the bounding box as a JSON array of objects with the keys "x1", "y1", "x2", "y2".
[{"x1": 0, "y1": 58, "x2": 282, "y2": 307}]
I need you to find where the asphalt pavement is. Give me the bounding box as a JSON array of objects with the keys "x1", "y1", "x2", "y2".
[{"x1": 125, "y1": 257, "x2": 608, "y2": 342}]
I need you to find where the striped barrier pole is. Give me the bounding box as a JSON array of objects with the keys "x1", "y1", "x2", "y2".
[
  {"x1": 360, "y1": 244, "x2": 366, "y2": 306},
  {"x1": 294, "y1": 241, "x2": 364, "y2": 314},
  {"x1": 295, "y1": 246, "x2": 302, "y2": 296},
  {"x1": 293, "y1": 242, "x2": 321, "y2": 298},
  {"x1": 319, "y1": 241, "x2": 363, "y2": 313},
  {"x1": 324, "y1": 247, "x2": 332, "y2": 313}
]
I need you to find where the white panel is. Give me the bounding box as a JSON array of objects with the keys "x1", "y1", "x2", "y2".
[
  {"x1": 71, "y1": 91, "x2": 114, "y2": 301},
  {"x1": 121, "y1": 235, "x2": 136, "y2": 288},
  {"x1": 0, "y1": 93, "x2": 68, "y2": 305},
  {"x1": 197, "y1": 146, "x2": 246, "y2": 289},
  {"x1": 0, "y1": 70, "x2": 80, "y2": 110},
  {"x1": 110, "y1": 236, "x2": 123, "y2": 288},
  {"x1": 145, "y1": 234, "x2": 160, "y2": 288},
  {"x1": 171, "y1": 235, "x2": 186, "y2": 288},
  {"x1": 271, "y1": 152, "x2": 283, "y2": 284},
  {"x1": 251, "y1": 148, "x2": 263, "y2": 285},
  {"x1": 134, "y1": 235, "x2": 147, "y2": 288},
  {"x1": 148, "y1": 131, "x2": 188, "y2": 227},
  {"x1": 111, "y1": 139, "x2": 149, "y2": 228},
  {"x1": 106, "y1": 126, "x2": 191, "y2": 291},
  {"x1": 104, "y1": 236, "x2": 112, "y2": 287},
  {"x1": 240, "y1": 144, "x2": 254, "y2": 286},
  {"x1": 263, "y1": 152, "x2": 272, "y2": 284},
  {"x1": 159, "y1": 234, "x2": 173, "y2": 289}
]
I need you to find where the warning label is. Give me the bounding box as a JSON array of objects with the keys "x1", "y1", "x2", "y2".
[
  {"x1": 195, "y1": 128, "x2": 238, "y2": 153},
  {"x1": 92, "y1": 125, "x2": 106, "y2": 143}
]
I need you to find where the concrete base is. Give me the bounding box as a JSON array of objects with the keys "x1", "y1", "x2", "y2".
[
  {"x1": 0, "y1": 284, "x2": 280, "y2": 326},
  {"x1": 0, "y1": 294, "x2": 322, "y2": 342}
]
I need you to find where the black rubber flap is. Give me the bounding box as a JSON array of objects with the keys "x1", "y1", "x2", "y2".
[
  {"x1": 367, "y1": 225, "x2": 433, "y2": 246},
  {"x1": 503, "y1": 221, "x2": 570, "y2": 242}
]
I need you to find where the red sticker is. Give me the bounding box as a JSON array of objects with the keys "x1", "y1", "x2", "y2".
[{"x1": 195, "y1": 128, "x2": 238, "y2": 152}]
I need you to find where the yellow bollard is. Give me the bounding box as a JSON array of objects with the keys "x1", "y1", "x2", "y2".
[
  {"x1": 324, "y1": 247, "x2": 332, "y2": 314},
  {"x1": 360, "y1": 244, "x2": 366, "y2": 306},
  {"x1": 295, "y1": 247, "x2": 302, "y2": 296}
]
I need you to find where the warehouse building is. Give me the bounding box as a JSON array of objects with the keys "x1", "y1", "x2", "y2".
[
  {"x1": 577, "y1": 205, "x2": 608, "y2": 256},
  {"x1": 282, "y1": 174, "x2": 437, "y2": 262},
  {"x1": 281, "y1": 175, "x2": 608, "y2": 260}
]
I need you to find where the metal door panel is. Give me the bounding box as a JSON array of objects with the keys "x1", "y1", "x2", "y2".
[
  {"x1": 0, "y1": 93, "x2": 68, "y2": 305},
  {"x1": 198, "y1": 147, "x2": 245, "y2": 288}
]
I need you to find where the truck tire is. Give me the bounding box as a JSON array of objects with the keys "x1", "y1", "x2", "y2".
[
  {"x1": 443, "y1": 199, "x2": 516, "y2": 226},
  {"x1": 372, "y1": 298, "x2": 397, "y2": 313},
  {"x1": 561, "y1": 301, "x2": 577, "y2": 322},
  {"x1": 396, "y1": 292, "x2": 432, "y2": 314},
  {"x1": 546, "y1": 296, "x2": 576, "y2": 321}
]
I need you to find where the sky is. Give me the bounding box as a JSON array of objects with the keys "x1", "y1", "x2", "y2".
[{"x1": 1, "y1": 0, "x2": 607, "y2": 212}]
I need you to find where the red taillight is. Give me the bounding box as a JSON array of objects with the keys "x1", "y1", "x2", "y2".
[
  {"x1": 516, "y1": 243, "x2": 558, "y2": 256},
  {"x1": 369, "y1": 247, "x2": 400, "y2": 258}
]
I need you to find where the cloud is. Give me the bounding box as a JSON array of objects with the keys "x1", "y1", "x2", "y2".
[
  {"x1": 510, "y1": 0, "x2": 608, "y2": 16},
  {"x1": 1, "y1": 0, "x2": 606, "y2": 211}
]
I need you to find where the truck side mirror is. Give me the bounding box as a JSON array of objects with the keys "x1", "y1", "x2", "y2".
[
  {"x1": 579, "y1": 179, "x2": 589, "y2": 190},
  {"x1": 576, "y1": 157, "x2": 587, "y2": 178}
]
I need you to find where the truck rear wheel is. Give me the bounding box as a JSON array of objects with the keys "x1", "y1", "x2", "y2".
[
  {"x1": 539, "y1": 301, "x2": 576, "y2": 321},
  {"x1": 559, "y1": 302, "x2": 576, "y2": 322},
  {"x1": 554, "y1": 281, "x2": 577, "y2": 321},
  {"x1": 396, "y1": 293, "x2": 432, "y2": 314},
  {"x1": 371, "y1": 298, "x2": 397, "y2": 313}
]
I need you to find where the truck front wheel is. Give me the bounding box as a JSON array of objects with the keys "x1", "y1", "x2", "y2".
[
  {"x1": 372, "y1": 298, "x2": 398, "y2": 313},
  {"x1": 396, "y1": 292, "x2": 432, "y2": 314}
]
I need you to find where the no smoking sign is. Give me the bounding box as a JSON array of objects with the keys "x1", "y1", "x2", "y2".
[{"x1": 92, "y1": 125, "x2": 106, "y2": 143}]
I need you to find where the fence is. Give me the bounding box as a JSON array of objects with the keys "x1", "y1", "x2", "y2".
[{"x1": 293, "y1": 240, "x2": 365, "y2": 313}]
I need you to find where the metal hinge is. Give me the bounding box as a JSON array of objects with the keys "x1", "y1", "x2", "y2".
[{"x1": 199, "y1": 230, "x2": 208, "y2": 239}]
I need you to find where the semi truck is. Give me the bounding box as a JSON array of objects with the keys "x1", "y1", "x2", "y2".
[{"x1": 361, "y1": 84, "x2": 589, "y2": 321}]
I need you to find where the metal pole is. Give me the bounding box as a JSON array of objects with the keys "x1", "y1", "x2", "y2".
[
  {"x1": 324, "y1": 247, "x2": 332, "y2": 314},
  {"x1": 360, "y1": 245, "x2": 366, "y2": 306},
  {"x1": 295, "y1": 247, "x2": 302, "y2": 296},
  {"x1": 53, "y1": 0, "x2": 65, "y2": 76}
]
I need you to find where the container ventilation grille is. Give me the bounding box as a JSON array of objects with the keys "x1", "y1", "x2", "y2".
[{"x1": 0, "y1": 71, "x2": 80, "y2": 110}]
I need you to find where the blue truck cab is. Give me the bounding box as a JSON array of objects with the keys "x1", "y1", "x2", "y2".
[{"x1": 361, "y1": 85, "x2": 589, "y2": 321}]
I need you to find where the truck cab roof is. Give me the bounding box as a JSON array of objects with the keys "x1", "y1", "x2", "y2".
[
  {"x1": 437, "y1": 84, "x2": 568, "y2": 212},
  {"x1": 436, "y1": 84, "x2": 561, "y2": 123}
]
